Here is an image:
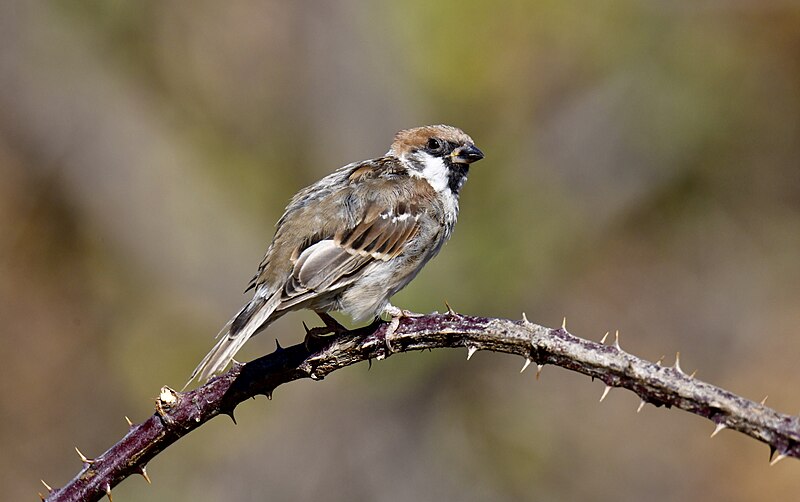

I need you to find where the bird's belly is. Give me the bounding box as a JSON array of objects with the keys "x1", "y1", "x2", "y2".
[{"x1": 335, "y1": 261, "x2": 417, "y2": 321}]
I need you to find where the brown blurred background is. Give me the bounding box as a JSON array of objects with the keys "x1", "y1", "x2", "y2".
[{"x1": 2, "y1": 1, "x2": 799, "y2": 500}]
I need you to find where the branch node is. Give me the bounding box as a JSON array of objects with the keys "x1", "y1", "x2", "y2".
[
  {"x1": 158, "y1": 386, "x2": 179, "y2": 406},
  {"x1": 155, "y1": 386, "x2": 180, "y2": 424}
]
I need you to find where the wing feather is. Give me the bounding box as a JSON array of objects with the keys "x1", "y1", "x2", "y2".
[{"x1": 281, "y1": 204, "x2": 422, "y2": 304}]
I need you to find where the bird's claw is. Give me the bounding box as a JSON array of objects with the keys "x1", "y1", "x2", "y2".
[
  {"x1": 381, "y1": 305, "x2": 422, "y2": 354},
  {"x1": 382, "y1": 305, "x2": 423, "y2": 319}
]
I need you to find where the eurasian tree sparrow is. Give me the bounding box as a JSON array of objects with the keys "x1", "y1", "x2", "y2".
[{"x1": 190, "y1": 124, "x2": 484, "y2": 383}]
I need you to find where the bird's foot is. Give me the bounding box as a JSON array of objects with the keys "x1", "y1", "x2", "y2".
[{"x1": 381, "y1": 305, "x2": 422, "y2": 355}]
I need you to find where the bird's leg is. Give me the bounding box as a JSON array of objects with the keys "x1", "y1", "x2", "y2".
[
  {"x1": 303, "y1": 312, "x2": 347, "y2": 349},
  {"x1": 317, "y1": 312, "x2": 348, "y2": 334},
  {"x1": 381, "y1": 304, "x2": 422, "y2": 354}
]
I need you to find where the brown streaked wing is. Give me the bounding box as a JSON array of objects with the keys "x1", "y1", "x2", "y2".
[
  {"x1": 335, "y1": 202, "x2": 419, "y2": 261},
  {"x1": 280, "y1": 202, "x2": 422, "y2": 305}
]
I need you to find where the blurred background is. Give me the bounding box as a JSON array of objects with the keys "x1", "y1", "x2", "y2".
[{"x1": 2, "y1": 0, "x2": 799, "y2": 500}]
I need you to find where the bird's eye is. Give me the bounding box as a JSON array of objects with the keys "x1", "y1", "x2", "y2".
[{"x1": 426, "y1": 137, "x2": 445, "y2": 153}]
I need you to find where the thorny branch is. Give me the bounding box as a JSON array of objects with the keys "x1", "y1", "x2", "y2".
[{"x1": 42, "y1": 313, "x2": 799, "y2": 501}]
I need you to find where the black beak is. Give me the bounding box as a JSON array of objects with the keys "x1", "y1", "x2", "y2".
[{"x1": 451, "y1": 144, "x2": 484, "y2": 164}]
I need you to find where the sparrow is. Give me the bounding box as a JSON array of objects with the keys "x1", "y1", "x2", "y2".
[{"x1": 189, "y1": 124, "x2": 484, "y2": 383}]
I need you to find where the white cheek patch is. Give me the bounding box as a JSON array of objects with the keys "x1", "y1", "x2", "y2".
[{"x1": 418, "y1": 153, "x2": 450, "y2": 192}]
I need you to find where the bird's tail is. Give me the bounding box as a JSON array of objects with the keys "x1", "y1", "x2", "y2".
[{"x1": 187, "y1": 293, "x2": 281, "y2": 386}]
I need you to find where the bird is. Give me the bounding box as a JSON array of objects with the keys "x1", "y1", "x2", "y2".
[{"x1": 189, "y1": 124, "x2": 484, "y2": 383}]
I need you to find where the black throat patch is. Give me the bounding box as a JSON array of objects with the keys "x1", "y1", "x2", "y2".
[{"x1": 447, "y1": 163, "x2": 469, "y2": 195}]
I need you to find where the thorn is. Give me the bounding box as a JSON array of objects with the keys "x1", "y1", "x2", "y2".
[
  {"x1": 445, "y1": 300, "x2": 456, "y2": 315},
  {"x1": 224, "y1": 410, "x2": 237, "y2": 425},
  {"x1": 561, "y1": 317, "x2": 567, "y2": 330},
  {"x1": 521, "y1": 312, "x2": 531, "y2": 325},
  {"x1": 655, "y1": 355, "x2": 665, "y2": 366},
  {"x1": 710, "y1": 422, "x2": 727, "y2": 438},
  {"x1": 139, "y1": 465, "x2": 151, "y2": 484},
  {"x1": 637, "y1": 400, "x2": 646, "y2": 413},
  {"x1": 75, "y1": 446, "x2": 93, "y2": 464},
  {"x1": 38, "y1": 493, "x2": 46, "y2": 501},
  {"x1": 536, "y1": 364, "x2": 544, "y2": 380},
  {"x1": 302, "y1": 321, "x2": 310, "y2": 334},
  {"x1": 613, "y1": 330, "x2": 621, "y2": 351},
  {"x1": 105, "y1": 483, "x2": 113, "y2": 501},
  {"x1": 466, "y1": 345, "x2": 478, "y2": 360},
  {"x1": 125, "y1": 416, "x2": 133, "y2": 427},
  {"x1": 266, "y1": 392, "x2": 273, "y2": 400},
  {"x1": 689, "y1": 370, "x2": 697, "y2": 378},
  {"x1": 520, "y1": 358, "x2": 532, "y2": 373},
  {"x1": 760, "y1": 395, "x2": 768, "y2": 406},
  {"x1": 770, "y1": 453, "x2": 787, "y2": 466},
  {"x1": 599, "y1": 385, "x2": 612, "y2": 402},
  {"x1": 41, "y1": 480, "x2": 53, "y2": 492},
  {"x1": 275, "y1": 339, "x2": 283, "y2": 351},
  {"x1": 673, "y1": 352, "x2": 685, "y2": 374},
  {"x1": 367, "y1": 358, "x2": 372, "y2": 370},
  {"x1": 600, "y1": 331, "x2": 609, "y2": 344}
]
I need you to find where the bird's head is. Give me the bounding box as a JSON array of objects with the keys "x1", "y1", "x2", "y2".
[{"x1": 388, "y1": 124, "x2": 484, "y2": 194}]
